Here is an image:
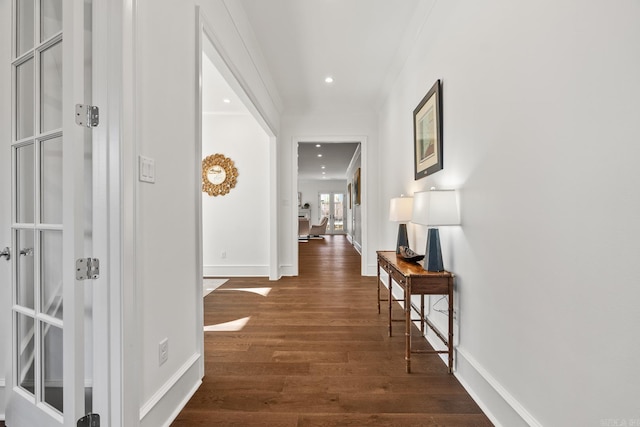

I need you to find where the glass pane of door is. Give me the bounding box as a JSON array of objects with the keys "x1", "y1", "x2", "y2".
[
  {"x1": 333, "y1": 193, "x2": 344, "y2": 232},
  {"x1": 40, "y1": 41, "x2": 63, "y2": 133},
  {"x1": 40, "y1": 136, "x2": 63, "y2": 223},
  {"x1": 41, "y1": 0, "x2": 63, "y2": 41},
  {"x1": 319, "y1": 193, "x2": 330, "y2": 222},
  {"x1": 16, "y1": 143, "x2": 35, "y2": 223},
  {"x1": 42, "y1": 323, "x2": 64, "y2": 413},
  {"x1": 17, "y1": 0, "x2": 34, "y2": 56},
  {"x1": 17, "y1": 312, "x2": 36, "y2": 394},
  {"x1": 16, "y1": 58, "x2": 35, "y2": 140},
  {"x1": 16, "y1": 228, "x2": 35, "y2": 309},
  {"x1": 41, "y1": 230, "x2": 63, "y2": 319}
]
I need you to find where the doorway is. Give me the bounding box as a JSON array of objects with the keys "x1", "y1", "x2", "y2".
[
  {"x1": 198, "y1": 9, "x2": 278, "y2": 283},
  {"x1": 294, "y1": 137, "x2": 367, "y2": 276}
]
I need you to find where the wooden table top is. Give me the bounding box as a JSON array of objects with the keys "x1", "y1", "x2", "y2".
[{"x1": 377, "y1": 251, "x2": 454, "y2": 278}]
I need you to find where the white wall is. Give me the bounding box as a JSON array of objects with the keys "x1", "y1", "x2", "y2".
[
  {"x1": 128, "y1": 1, "x2": 282, "y2": 425},
  {"x1": 378, "y1": 1, "x2": 640, "y2": 425},
  {"x1": 134, "y1": 1, "x2": 201, "y2": 424},
  {"x1": 202, "y1": 114, "x2": 270, "y2": 276}
]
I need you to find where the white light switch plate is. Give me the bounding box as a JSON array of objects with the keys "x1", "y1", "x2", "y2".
[{"x1": 139, "y1": 155, "x2": 155, "y2": 183}]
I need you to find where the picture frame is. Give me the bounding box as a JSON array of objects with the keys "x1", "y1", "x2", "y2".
[
  {"x1": 413, "y1": 79, "x2": 443, "y2": 180},
  {"x1": 354, "y1": 168, "x2": 361, "y2": 205},
  {"x1": 347, "y1": 183, "x2": 352, "y2": 209}
]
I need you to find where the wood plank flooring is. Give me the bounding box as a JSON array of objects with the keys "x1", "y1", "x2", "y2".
[
  {"x1": 0, "y1": 236, "x2": 491, "y2": 426},
  {"x1": 172, "y1": 235, "x2": 493, "y2": 426}
]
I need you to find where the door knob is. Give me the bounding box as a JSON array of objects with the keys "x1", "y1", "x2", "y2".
[
  {"x1": 0, "y1": 247, "x2": 9, "y2": 261},
  {"x1": 20, "y1": 247, "x2": 33, "y2": 256}
]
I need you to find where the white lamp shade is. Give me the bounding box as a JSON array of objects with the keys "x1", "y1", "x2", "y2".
[
  {"x1": 389, "y1": 197, "x2": 413, "y2": 222},
  {"x1": 412, "y1": 190, "x2": 460, "y2": 226}
]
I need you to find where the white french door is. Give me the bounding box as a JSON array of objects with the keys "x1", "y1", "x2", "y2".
[
  {"x1": 318, "y1": 192, "x2": 346, "y2": 234},
  {"x1": 6, "y1": 0, "x2": 93, "y2": 426}
]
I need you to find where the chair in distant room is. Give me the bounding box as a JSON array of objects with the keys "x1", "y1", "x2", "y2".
[
  {"x1": 309, "y1": 216, "x2": 328, "y2": 238},
  {"x1": 298, "y1": 218, "x2": 310, "y2": 240}
]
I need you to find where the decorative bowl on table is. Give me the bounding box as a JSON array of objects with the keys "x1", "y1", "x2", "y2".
[{"x1": 398, "y1": 246, "x2": 424, "y2": 263}]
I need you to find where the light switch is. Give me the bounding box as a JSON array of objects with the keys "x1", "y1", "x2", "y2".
[{"x1": 139, "y1": 155, "x2": 155, "y2": 183}]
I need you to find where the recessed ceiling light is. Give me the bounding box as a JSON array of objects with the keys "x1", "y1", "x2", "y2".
[
  {"x1": 316, "y1": 144, "x2": 321, "y2": 148},
  {"x1": 321, "y1": 166, "x2": 326, "y2": 169},
  {"x1": 223, "y1": 99, "x2": 231, "y2": 103},
  {"x1": 322, "y1": 172, "x2": 326, "y2": 175},
  {"x1": 324, "y1": 76, "x2": 334, "y2": 84},
  {"x1": 317, "y1": 154, "x2": 322, "y2": 158}
]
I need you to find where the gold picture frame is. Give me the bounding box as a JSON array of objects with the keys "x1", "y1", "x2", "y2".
[{"x1": 202, "y1": 153, "x2": 238, "y2": 196}]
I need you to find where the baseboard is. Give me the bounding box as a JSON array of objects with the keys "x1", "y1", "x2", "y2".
[
  {"x1": 279, "y1": 263, "x2": 294, "y2": 276},
  {"x1": 454, "y1": 347, "x2": 542, "y2": 427},
  {"x1": 139, "y1": 352, "x2": 202, "y2": 427},
  {"x1": 203, "y1": 264, "x2": 269, "y2": 277},
  {"x1": 0, "y1": 379, "x2": 5, "y2": 421},
  {"x1": 353, "y1": 240, "x2": 362, "y2": 254}
]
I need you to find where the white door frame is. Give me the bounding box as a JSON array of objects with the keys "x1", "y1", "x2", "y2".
[
  {"x1": 292, "y1": 136, "x2": 368, "y2": 276},
  {"x1": 86, "y1": 0, "x2": 142, "y2": 425}
]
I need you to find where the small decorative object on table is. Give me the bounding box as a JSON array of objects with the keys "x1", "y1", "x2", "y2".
[{"x1": 398, "y1": 246, "x2": 424, "y2": 263}]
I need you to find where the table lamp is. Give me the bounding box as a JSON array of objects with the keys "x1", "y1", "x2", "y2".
[
  {"x1": 411, "y1": 189, "x2": 460, "y2": 271},
  {"x1": 389, "y1": 196, "x2": 413, "y2": 254}
]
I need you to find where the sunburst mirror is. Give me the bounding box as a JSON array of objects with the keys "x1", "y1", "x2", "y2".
[{"x1": 202, "y1": 153, "x2": 238, "y2": 196}]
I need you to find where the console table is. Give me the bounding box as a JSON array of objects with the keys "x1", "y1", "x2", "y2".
[{"x1": 376, "y1": 251, "x2": 454, "y2": 373}]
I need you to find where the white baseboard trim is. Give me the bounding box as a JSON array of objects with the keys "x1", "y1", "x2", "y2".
[
  {"x1": 0, "y1": 380, "x2": 5, "y2": 421},
  {"x1": 139, "y1": 352, "x2": 202, "y2": 427},
  {"x1": 203, "y1": 264, "x2": 269, "y2": 277},
  {"x1": 279, "y1": 263, "x2": 294, "y2": 276},
  {"x1": 353, "y1": 240, "x2": 362, "y2": 254},
  {"x1": 455, "y1": 347, "x2": 542, "y2": 427}
]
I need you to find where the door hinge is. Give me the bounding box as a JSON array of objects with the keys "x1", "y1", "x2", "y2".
[
  {"x1": 77, "y1": 413, "x2": 100, "y2": 427},
  {"x1": 76, "y1": 258, "x2": 100, "y2": 280},
  {"x1": 75, "y1": 104, "x2": 99, "y2": 128}
]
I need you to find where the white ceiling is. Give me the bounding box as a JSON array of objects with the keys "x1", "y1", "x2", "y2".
[
  {"x1": 238, "y1": 0, "x2": 430, "y2": 114},
  {"x1": 202, "y1": 0, "x2": 433, "y2": 179}
]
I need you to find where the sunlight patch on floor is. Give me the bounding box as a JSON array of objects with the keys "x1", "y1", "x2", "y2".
[
  {"x1": 203, "y1": 278, "x2": 228, "y2": 297},
  {"x1": 224, "y1": 287, "x2": 271, "y2": 297},
  {"x1": 204, "y1": 316, "x2": 251, "y2": 332}
]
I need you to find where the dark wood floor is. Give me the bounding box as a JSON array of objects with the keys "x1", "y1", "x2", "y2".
[
  {"x1": 0, "y1": 236, "x2": 491, "y2": 426},
  {"x1": 172, "y1": 235, "x2": 492, "y2": 426}
]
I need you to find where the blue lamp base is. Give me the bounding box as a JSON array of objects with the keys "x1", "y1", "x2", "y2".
[
  {"x1": 424, "y1": 228, "x2": 444, "y2": 272},
  {"x1": 396, "y1": 223, "x2": 409, "y2": 254}
]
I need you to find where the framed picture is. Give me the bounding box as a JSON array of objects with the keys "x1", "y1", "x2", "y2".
[
  {"x1": 354, "y1": 168, "x2": 361, "y2": 205},
  {"x1": 413, "y1": 79, "x2": 443, "y2": 180},
  {"x1": 347, "y1": 183, "x2": 352, "y2": 209}
]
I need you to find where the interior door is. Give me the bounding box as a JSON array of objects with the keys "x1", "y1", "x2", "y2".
[
  {"x1": 319, "y1": 192, "x2": 346, "y2": 234},
  {"x1": 6, "y1": 0, "x2": 91, "y2": 425}
]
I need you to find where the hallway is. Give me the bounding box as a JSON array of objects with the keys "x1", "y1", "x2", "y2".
[{"x1": 172, "y1": 235, "x2": 492, "y2": 426}]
